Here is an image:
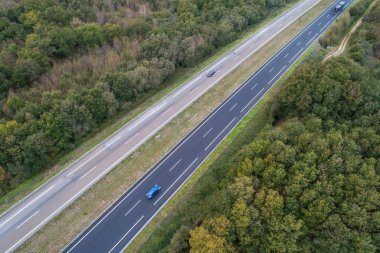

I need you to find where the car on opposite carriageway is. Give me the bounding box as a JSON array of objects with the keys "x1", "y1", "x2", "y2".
[{"x1": 207, "y1": 70, "x2": 216, "y2": 77}]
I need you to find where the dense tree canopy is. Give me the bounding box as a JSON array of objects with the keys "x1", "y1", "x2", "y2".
[
  {"x1": 319, "y1": 0, "x2": 374, "y2": 47},
  {"x1": 139, "y1": 5, "x2": 379, "y2": 252},
  {"x1": 0, "y1": 0, "x2": 123, "y2": 95},
  {"x1": 187, "y1": 63, "x2": 379, "y2": 252},
  {"x1": 0, "y1": 0, "x2": 297, "y2": 196}
]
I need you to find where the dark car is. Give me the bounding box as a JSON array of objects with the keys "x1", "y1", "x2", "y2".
[
  {"x1": 333, "y1": 1, "x2": 346, "y2": 14},
  {"x1": 146, "y1": 184, "x2": 161, "y2": 199},
  {"x1": 207, "y1": 70, "x2": 216, "y2": 77}
]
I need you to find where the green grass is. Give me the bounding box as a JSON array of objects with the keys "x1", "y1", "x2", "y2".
[
  {"x1": 319, "y1": 0, "x2": 377, "y2": 57},
  {"x1": 125, "y1": 15, "x2": 325, "y2": 253},
  {"x1": 0, "y1": 0, "x2": 304, "y2": 215},
  {"x1": 14, "y1": 0, "x2": 333, "y2": 251},
  {"x1": 125, "y1": 72, "x2": 275, "y2": 253},
  {"x1": 128, "y1": 47, "x2": 318, "y2": 253},
  {"x1": 129, "y1": 3, "x2": 374, "y2": 250}
]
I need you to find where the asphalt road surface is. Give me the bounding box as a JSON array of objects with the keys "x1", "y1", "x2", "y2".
[
  {"x1": 63, "y1": 1, "x2": 352, "y2": 253},
  {"x1": 0, "y1": 0, "x2": 332, "y2": 252}
]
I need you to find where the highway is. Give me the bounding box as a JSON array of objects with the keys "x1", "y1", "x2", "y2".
[
  {"x1": 0, "y1": 0, "x2": 328, "y2": 252},
  {"x1": 63, "y1": 1, "x2": 352, "y2": 252}
]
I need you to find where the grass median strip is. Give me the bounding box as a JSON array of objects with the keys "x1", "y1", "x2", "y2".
[
  {"x1": 126, "y1": 7, "x2": 329, "y2": 253},
  {"x1": 0, "y1": 0, "x2": 304, "y2": 215},
  {"x1": 15, "y1": 0, "x2": 332, "y2": 252}
]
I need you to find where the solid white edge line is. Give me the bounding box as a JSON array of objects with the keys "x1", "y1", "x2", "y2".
[
  {"x1": 119, "y1": 4, "x2": 346, "y2": 251},
  {"x1": 64, "y1": 96, "x2": 222, "y2": 252},
  {"x1": 55, "y1": 0, "x2": 334, "y2": 252},
  {"x1": 65, "y1": 17, "x2": 320, "y2": 249},
  {"x1": 0, "y1": 0, "x2": 321, "y2": 229},
  {"x1": 3, "y1": 0, "x2": 319, "y2": 224},
  {"x1": 1, "y1": 1, "x2": 337, "y2": 251},
  {"x1": 8, "y1": 167, "x2": 123, "y2": 253},
  {"x1": 14, "y1": 126, "x2": 173, "y2": 253}
]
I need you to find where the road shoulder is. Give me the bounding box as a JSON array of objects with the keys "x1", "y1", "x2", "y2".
[{"x1": 15, "y1": 0, "x2": 331, "y2": 252}]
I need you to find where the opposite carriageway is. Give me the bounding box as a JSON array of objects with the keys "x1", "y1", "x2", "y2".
[
  {"x1": 0, "y1": 0, "x2": 324, "y2": 252},
  {"x1": 64, "y1": 1, "x2": 352, "y2": 253}
]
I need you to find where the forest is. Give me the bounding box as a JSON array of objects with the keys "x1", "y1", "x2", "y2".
[
  {"x1": 139, "y1": 3, "x2": 380, "y2": 252},
  {"x1": 0, "y1": 0, "x2": 296, "y2": 196},
  {"x1": 319, "y1": 0, "x2": 373, "y2": 47}
]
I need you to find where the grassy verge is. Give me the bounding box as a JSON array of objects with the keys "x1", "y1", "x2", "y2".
[
  {"x1": 128, "y1": 43, "x2": 318, "y2": 253},
  {"x1": 15, "y1": 0, "x2": 332, "y2": 252},
  {"x1": 323, "y1": 0, "x2": 378, "y2": 61},
  {"x1": 0, "y1": 0, "x2": 304, "y2": 214},
  {"x1": 126, "y1": 66, "x2": 276, "y2": 253},
  {"x1": 318, "y1": 0, "x2": 376, "y2": 56}
]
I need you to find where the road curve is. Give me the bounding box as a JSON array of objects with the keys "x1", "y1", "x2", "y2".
[
  {"x1": 0, "y1": 0, "x2": 324, "y2": 252},
  {"x1": 63, "y1": 1, "x2": 352, "y2": 252}
]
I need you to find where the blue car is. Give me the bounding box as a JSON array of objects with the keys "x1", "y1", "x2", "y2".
[{"x1": 146, "y1": 184, "x2": 161, "y2": 199}]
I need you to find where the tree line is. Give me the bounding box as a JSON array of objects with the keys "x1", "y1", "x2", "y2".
[
  {"x1": 0, "y1": 0, "x2": 121, "y2": 95},
  {"x1": 319, "y1": 0, "x2": 374, "y2": 47},
  {"x1": 138, "y1": 4, "x2": 380, "y2": 252},
  {"x1": 188, "y1": 25, "x2": 380, "y2": 253},
  {"x1": 0, "y1": 0, "x2": 296, "y2": 196},
  {"x1": 189, "y1": 60, "x2": 380, "y2": 251}
]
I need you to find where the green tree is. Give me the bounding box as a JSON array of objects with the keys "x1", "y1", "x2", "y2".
[
  {"x1": 168, "y1": 225, "x2": 190, "y2": 253},
  {"x1": 231, "y1": 199, "x2": 251, "y2": 247},
  {"x1": 0, "y1": 165, "x2": 5, "y2": 183},
  {"x1": 19, "y1": 11, "x2": 39, "y2": 29},
  {"x1": 75, "y1": 23, "x2": 104, "y2": 47},
  {"x1": 125, "y1": 18, "x2": 152, "y2": 38},
  {"x1": 189, "y1": 227, "x2": 233, "y2": 253},
  {"x1": 12, "y1": 58, "x2": 43, "y2": 87},
  {"x1": 47, "y1": 26, "x2": 77, "y2": 57},
  {"x1": 41, "y1": 5, "x2": 72, "y2": 26},
  {"x1": 102, "y1": 23, "x2": 122, "y2": 42}
]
